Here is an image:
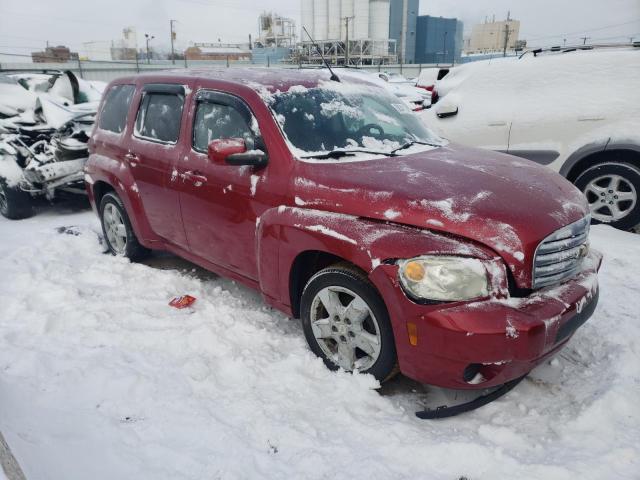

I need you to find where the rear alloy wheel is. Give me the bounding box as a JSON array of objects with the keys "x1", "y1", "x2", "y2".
[
  {"x1": 99, "y1": 192, "x2": 149, "y2": 260},
  {"x1": 300, "y1": 265, "x2": 397, "y2": 382},
  {"x1": 575, "y1": 162, "x2": 640, "y2": 231}
]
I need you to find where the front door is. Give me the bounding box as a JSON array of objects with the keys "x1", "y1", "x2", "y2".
[
  {"x1": 177, "y1": 90, "x2": 266, "y2": 279},
  {"x1": 127, "y1": 84, "x2": 188, "y2": 248}
]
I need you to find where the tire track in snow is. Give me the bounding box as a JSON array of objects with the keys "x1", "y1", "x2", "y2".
[{"x1": 0, "y1": 430, "x2": 26, "y2": 480}]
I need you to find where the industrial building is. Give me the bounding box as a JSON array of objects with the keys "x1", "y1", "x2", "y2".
[
  {"x1": 110, "y1": 27, "x2": 137, "y2": 61},
  {"x1": 466, "y1": 15, "x2": 520, "y2": 54},
  {"x1": 185, "y1": 43, "x2": 252, "y2": 61},
  {"x1": 389, "y1": 0, "x2": 418, "y2": 63},
  {"x1": 415, "y1": 15, "x2": 463, "y2": 64},
  {"x1": 31, "y1": 45, "x2": 78, "y2": 63},
  {"x1": 252, "y1": 12, "x2": 296, "y2": 65},
  {"x1": 299, "y1": 0, "x2": 398, "y2": 65},
  {"x1": 297, "y1": 0, "x2": 466, "y2": 65}
]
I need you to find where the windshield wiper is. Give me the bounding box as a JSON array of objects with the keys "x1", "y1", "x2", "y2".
[
  {"x1": 391, "y1": 140, "x2": 441, "y2": 154},
  {"x1": 302, "y1": 149, "x2": 398, "y2": 160}
]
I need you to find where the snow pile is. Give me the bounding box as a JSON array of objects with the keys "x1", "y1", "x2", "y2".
[{"x1": 0, "y1": 210, "x2": 639, "y2": 479}]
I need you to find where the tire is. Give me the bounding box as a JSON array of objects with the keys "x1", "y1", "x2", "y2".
[
  {"x1": 99, "y1": 191, "x2": 150, "y2": 260},
  {"x1": 0, "y1": 177, "x2": 33, "y2": 220},
  {"x1": 300, "y1": 264, "x2": 397, "y2": 382},
  {"x1": 574, "y1": 162, "x2": 640, "y2": 231}
]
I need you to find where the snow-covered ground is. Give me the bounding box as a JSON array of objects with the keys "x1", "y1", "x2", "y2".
[{"x1": 0, "y1": 204, "x2": 639, "y2": 480}]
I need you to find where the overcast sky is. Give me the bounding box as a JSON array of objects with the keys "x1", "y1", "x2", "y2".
[{"x1": 1, "y1": 0, "x2": 639, "y2": 61}]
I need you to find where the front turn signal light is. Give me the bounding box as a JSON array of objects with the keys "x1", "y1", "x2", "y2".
[{"x1": 407, "y1": 322, "x2": 418, "y2": 346}]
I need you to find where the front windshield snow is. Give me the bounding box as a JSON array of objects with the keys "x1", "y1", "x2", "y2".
[{"x1": 270, "y1": 84, "x2": 443, "y2": 159}]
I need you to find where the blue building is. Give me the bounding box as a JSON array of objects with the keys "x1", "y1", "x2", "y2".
[
  {"x1": 389, "y1": 0, "x2": 419, "y2": 64},
  {"x1": 415, "y1": 15, "x2": 463, "y2": 64}
]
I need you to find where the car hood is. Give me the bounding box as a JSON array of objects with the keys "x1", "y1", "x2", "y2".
[{"x1": 292, "y1": 144, "x2": 589, "y2": 288}]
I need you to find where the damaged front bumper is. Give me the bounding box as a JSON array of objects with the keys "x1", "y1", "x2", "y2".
[{"x1": 370, "y1": 250, "x2": 602, "y2": 389}]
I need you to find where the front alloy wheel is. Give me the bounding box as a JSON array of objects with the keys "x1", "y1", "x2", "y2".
[
  {"x1": 575, "y1": 162, "x2": 640, "y2": 230},
  {"x1": 310, "y1": 286, "x2": 382, "y2": 371},
  {"x1": 300, "y1": 265, "x2": 397, "y2": 382}
]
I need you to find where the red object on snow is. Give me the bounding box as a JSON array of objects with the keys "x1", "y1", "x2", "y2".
[{"x1": 169, "y1": 295, "x2": 197, "y2": 309}]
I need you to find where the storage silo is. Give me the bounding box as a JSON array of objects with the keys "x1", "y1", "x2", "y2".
[
  {"x1": 369, "y1": 0, "x2": 390, "y2": 55},
  {"x1": 369, "y1": 0, "x2": 390, "y2": 39},
  {"x1": 340, "y1": 0, "x2": 354, "y2": 40},
  {"x1": 352, "y1": 0, "x2": 370, "y2": 39},
  {"x1": 313, "y1": 0, "x2": 329, "y2": 40},
  {"x1": 327, "y1": 0, "x2": 341, "y2": 40},
  {"x1": 301, "y1": 0, "x2": 315, "y2": 38}
]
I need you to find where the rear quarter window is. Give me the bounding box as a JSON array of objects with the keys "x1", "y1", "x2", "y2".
[
  {"x1": 99, "y1": 84, "x2": 135, "y2": 133},
  {"x1": 134, "y1": 92, "x2": 184, "y2": 144}
]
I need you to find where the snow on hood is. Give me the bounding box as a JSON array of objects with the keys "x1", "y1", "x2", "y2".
[{"x1": 292, "y1": 143, "x2": 589, "y2": 288}]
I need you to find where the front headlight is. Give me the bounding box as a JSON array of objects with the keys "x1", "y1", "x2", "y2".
[{"x1": 398, "y1": 256, "x2": 489, "y2": 302}]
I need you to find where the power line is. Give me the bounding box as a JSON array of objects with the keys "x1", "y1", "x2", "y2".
[{"x1": 526, "y1": 18, "x2": 640, "y2": 42}]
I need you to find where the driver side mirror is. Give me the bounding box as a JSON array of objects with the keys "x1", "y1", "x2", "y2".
[
  {"x1": 435, "y1": 101, "x2": 459, "y2": 119},
  {"x1": 208, "y1": 138, "x2": 268, "y2": 167}
]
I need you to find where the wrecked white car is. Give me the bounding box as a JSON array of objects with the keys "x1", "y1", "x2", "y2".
[{"x1": 0, "y1": 70, "x2": 102, "y2": 219}]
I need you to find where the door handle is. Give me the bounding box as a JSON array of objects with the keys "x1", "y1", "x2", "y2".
[
  {"x1": 182, "y1": 170, "x2": 208, "y2": 186},
  {"x1": 124, "y1": 152, "x2": 140, "y2": 163}
]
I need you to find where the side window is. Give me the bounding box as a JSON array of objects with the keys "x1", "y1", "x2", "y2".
[
  {"x1": 99, "y1": 84, "x2": 135, "y2": 133},
  {"x1": 135, "y1": 92, "x2": 184, "y2": 143},
  {"x1": 192, "y1": 102, "x2": 253, "y2": 152}
]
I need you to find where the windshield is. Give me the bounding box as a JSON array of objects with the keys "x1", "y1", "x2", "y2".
[{"x1": 270, "y1": 83, "x2": 443, "y2": 158}]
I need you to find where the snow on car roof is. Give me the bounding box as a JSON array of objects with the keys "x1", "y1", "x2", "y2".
[{"x1": 126, "y1": 67, "x2": 384, "y2": 96}]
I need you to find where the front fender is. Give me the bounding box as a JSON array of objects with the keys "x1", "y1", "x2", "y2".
[{"x1": 255, "y1": 206, "x2": 496, "y2": 312}]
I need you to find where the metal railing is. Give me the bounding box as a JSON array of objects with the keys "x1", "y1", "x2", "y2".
[{"x1": 0, "y1": 55, "x2": 451, "y2": 83}]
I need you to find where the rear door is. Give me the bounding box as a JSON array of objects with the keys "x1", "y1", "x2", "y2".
[
  {"x1": 91, "y1": 83, "x2": 136, "y2": 192},
  {"x1": 127, "y1": 83, "x2": 188, "y2": 248}
]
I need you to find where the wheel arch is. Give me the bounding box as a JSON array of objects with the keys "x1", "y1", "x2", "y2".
[
  {"x1": 288, "y1": 250, "x2": 353, "y2": 319},
  {"x1": 92, "y1": 180, "x2": 115, "y2": 208},
  {"x1": 90, "y1": 174, "x2": 158, "y2": 248},
  {"x1": 563, "y1": 142, "x2": 640, "y2": 182}
]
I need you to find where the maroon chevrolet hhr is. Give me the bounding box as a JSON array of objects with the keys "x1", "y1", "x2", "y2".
[{"x1": 85, "y1": 68, "x2": 601, "y2": 390}]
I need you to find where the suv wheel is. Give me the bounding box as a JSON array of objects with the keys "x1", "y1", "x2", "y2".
[
  {"x1": 575, "y1": 162, "x2": 640, "y2": 230},
  {"x1": 99, "y1": 192, "x2": 149, "y2": 260},
  {"x1": 0, "y1": 177, "x2": 33, "y2": 220},
  {"x1": 300, "y1": 264, "x2": 397, "y2": 382}
]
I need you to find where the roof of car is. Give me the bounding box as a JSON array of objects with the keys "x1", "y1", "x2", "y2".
[{"x1": 125, "y1": 67, "x2": 376, "y2": 94}]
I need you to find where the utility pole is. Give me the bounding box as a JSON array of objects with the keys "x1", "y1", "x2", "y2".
[
  {"x1": 502, "y1": 22, "x2": 511, "y2": 57},
  {"x1": 442, "y1": 31, "x2": 448, "y2": 64},
  {"x1": 170, "y1": 20, "x2": 176, "y2": 64},
  {"x1": 342, "y1": 16, "x2": 353, "y2": 65},
  {"x1": 145, "y1": 33, "x2": 154, "y2": 64},
  {"x1": 581, "y1": 36, "x2": 590, "y2": 45}
]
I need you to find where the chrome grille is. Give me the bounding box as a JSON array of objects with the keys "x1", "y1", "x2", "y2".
[{"x1": 533, "y1": 216, "x2": 590, "y2": 288}]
